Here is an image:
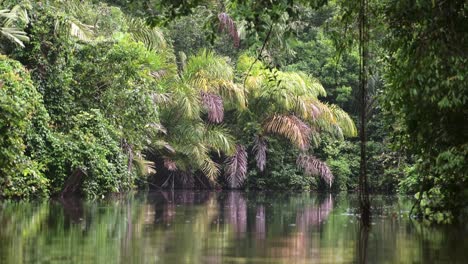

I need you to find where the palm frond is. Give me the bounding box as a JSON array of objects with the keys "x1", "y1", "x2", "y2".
[
  {"x1": 150, "y1": 69, "x2": 168, "y2": 80},
  {"x1": 152, "y1": 92, "x2": 172, "y2": 105},
  {"x1": 313, "y1": 102, "x2": 357, "y2": 138},
  {"x1": 0, "y1": 6, "x2": 29, "y2": 47},
  {"x1": 253, "y1": 135, "x2": 267, "y2": 172},
  {"x1": 126, "y1": 16, "x2": 167, "y2": 50},
  {"x1": 201, "y1": 91, "x2": 224, "y2": 123},
  {"x1": 218, "y1": 81, "x2": 247, "y2": 109},
  {"x1": 218, "y1": 12, "x2": 240, "y2": 48},
  {"x1": 296, "y1": 154, "x2": 333, "y2": 187},
  {"x1": 329, "y1": 104, "x2": 357, "y2": 137},
  {"x1": 53, "y1": 15, "x2": 94, "y2": 41},
  {"x1": 276, "y1": 71, "x2": 326, "y2": 98},
  {"x1": 225, "y1": 145, "x2": 248, "y2": 188},
  {"x1": 178, "y1": 51, "x2": 187, "y2": 72},
  {"x1": 182, "y1": 50, "x2": 245, "y2": 108},
  {"x1": 184, "y1": 50, "x2": 234, "y2": 91},
  {"x1": 263, "y1": 115, "x2": 311, "y2": 150},
  {"x1": 133, "y1": 156, "x2": 156, "y2": 176},
  {"x1": 203, "y1": 125, "x2": 235, "y2": 155},
  {"x1": 237, "y1": 54, "x2": 265, "y2": 90},
  {"x1": 150, "y1": 140, "x2": 175, "y2": 153},
  {"x1": 309, "y1": 102, "x2": 322, "y2": 120},
  {"x1": 201, "y1": 158, "x2": 220, "y2": 183},
  {"x1": 170, "y1": 83, "x2": 201, "y2": 119},
  {"x1": 1, "y1": 27, "x2": 28, "y2": 46},
  {"x1": 69, "y1": 19, "x2": 93, "y2": 41}
]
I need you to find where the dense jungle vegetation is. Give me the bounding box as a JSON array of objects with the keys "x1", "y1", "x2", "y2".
[{"x1": 0, "y1": 0, "x2": 466, "y2": 224}]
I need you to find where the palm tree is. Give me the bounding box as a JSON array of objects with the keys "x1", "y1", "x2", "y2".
[
  {"x1": 148, "y1": 51, "x2": 356, "y2": 189},
  {"x1": 149, "y1": 50, "x2": 244, "y2": 187},
  {"x1": 226, "y1": 54, "x2": 357, "y2": 188}
]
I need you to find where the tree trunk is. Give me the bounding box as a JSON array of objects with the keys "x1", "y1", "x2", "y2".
[
  {"x1": 359, "y1": 0, "x2": 371, "y2": 225},
  {"x1": 61, "y1": 168, "x2": 86, "y2": 198}
]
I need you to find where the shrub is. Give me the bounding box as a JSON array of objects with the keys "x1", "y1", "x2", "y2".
[{"x1": 0, "y1": 55, "x2": 49, "y2": 198}]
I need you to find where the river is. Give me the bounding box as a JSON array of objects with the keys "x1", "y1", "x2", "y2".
[{"x1": 0, "y1": 191, "x2": 465, "y2": 263}]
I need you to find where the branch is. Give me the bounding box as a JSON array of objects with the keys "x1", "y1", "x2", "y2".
[{"x1": 243, "y1": 24, "x2": 274, "y2": 89}]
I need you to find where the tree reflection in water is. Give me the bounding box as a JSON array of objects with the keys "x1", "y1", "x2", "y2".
[
  {"x1": 255, "y1": 205, "x2": 265, "y2": 240},
  {"x1": 0, "y1": 192, "x2": 464, "y2": 264},
  {"x1": 296, "y1": 194, "x2": 333, "y2": 233},
  {"x1": 143, "y1": 191, "x2": 335, "y2": 262},
  {"x1": 223, "y1": 191, "x2": 247, "y2": 237}
]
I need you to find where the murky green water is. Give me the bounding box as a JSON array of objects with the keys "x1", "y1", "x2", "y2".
[{"x1": 0, "y1": 191, "x2": 465, "y2": 263}]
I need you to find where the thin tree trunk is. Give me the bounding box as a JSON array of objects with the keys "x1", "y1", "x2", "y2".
[
  {"x1": 243, "y1": 23, "x2": 273, "y2": 89},
  {"x1": 359, "y1": 0, "x2": 370, "y2": 225},
  {"x1": 358, "y1": 221, "x2": 370, "y2": 263}
]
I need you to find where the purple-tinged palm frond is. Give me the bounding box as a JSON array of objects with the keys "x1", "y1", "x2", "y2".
[
  {"x1": 296, "y1": 154, "x2": 333, "y2": 187},
  {"x1": 310, "y1": 103, "x2": 322, "y2": 120},
  {"x1": 225, "y1": 145, "x2": 248, "y2": 188},
  {"x1": 163, "y1": 158, "x2": 177, "y2": 171},
  {"x1": 150, "y1": 69, "x2": 168, "y2": 80},
  {"x1": 253, "y1": 135, "x2": 267, "y2": 172},
  {"x1": 200, "y1": 91, "x2": 224, "y2": 123},
  {"x1": 218, "y1": 12, "x2": 240, "y2": 48},
  {"x1": 263, "y1": 115, "x2": 311, "y2": 151}
]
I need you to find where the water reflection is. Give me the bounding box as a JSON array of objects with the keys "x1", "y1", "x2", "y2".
[
  {"x1": 0, "y1": 192, "x2": 466, "y2": 263},
  {"x1": 224, "y1": 192, "x2": 247, "y2": 237}
]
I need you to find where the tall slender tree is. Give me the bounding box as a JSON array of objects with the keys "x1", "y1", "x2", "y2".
[{"x1": 358, "y1": 0, "x2": 371, "y2": 224}]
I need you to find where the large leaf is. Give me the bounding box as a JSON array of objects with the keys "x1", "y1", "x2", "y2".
[
  {"x1": 252, "y1": 135, "x2": 267, "y2": 172},
  {"x1": 0, "y1": 6, "x2": 29, "y2": 48},
  {"x1": 218, "y1": 12, "x2": 240, "y2": 47},
  {"x1": 225, "y1": 145, "x2": 248, "y2": 188},
  {"x1": 201, "y1": 92, "x2": 224, "y2": 123},
  {"x1": 263, "y1": 115, "x2": 311, "y2": 150},
  {"x1": 126, "y1": 17, "x2": 167, "y2": 50},
  {"x1": 296, "y1": 154, "x2": 333, "y2": 187}
]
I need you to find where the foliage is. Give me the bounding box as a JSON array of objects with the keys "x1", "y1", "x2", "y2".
[
  {"x1": 224, "y1": 54, "x2": 357, "y2": 189},
  {"x1": 71, "y1": 37, "x2": 167, "y2": 151},
  {"x1": 246, "y1": 138, "x2": 315, "y2": 190},
  {"x1": 3, "y1": 0, "x2": 464, "y2": 228},
  {"x1": 225, "y1": 145, "x2": 248, "y2": 188},
  {"x1": 46, "y1": 110, "x2": 132, "y2": 198},
  {"x1": 382, "y1": 0, "x2": 468, "y2": 223},
  {"x1": 0, "y1": 1, "x2": 171, "y2": 198},
  {"x1": 319, "y1": 137, "x2": 359, "y2": 192},
  {"x1": 11, "y1": 2, "x2": 78, "y2": 127},
  {"x1": 0, "y1": 55, "x2": 48, "y2": 198},
  {"x1": 151, "y1": 50, "x2": 239, "y2": 185}
]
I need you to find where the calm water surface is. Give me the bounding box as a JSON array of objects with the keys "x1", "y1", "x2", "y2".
[{"x1": 0, "y1": 191, "x2": 466, "y2": 263}]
